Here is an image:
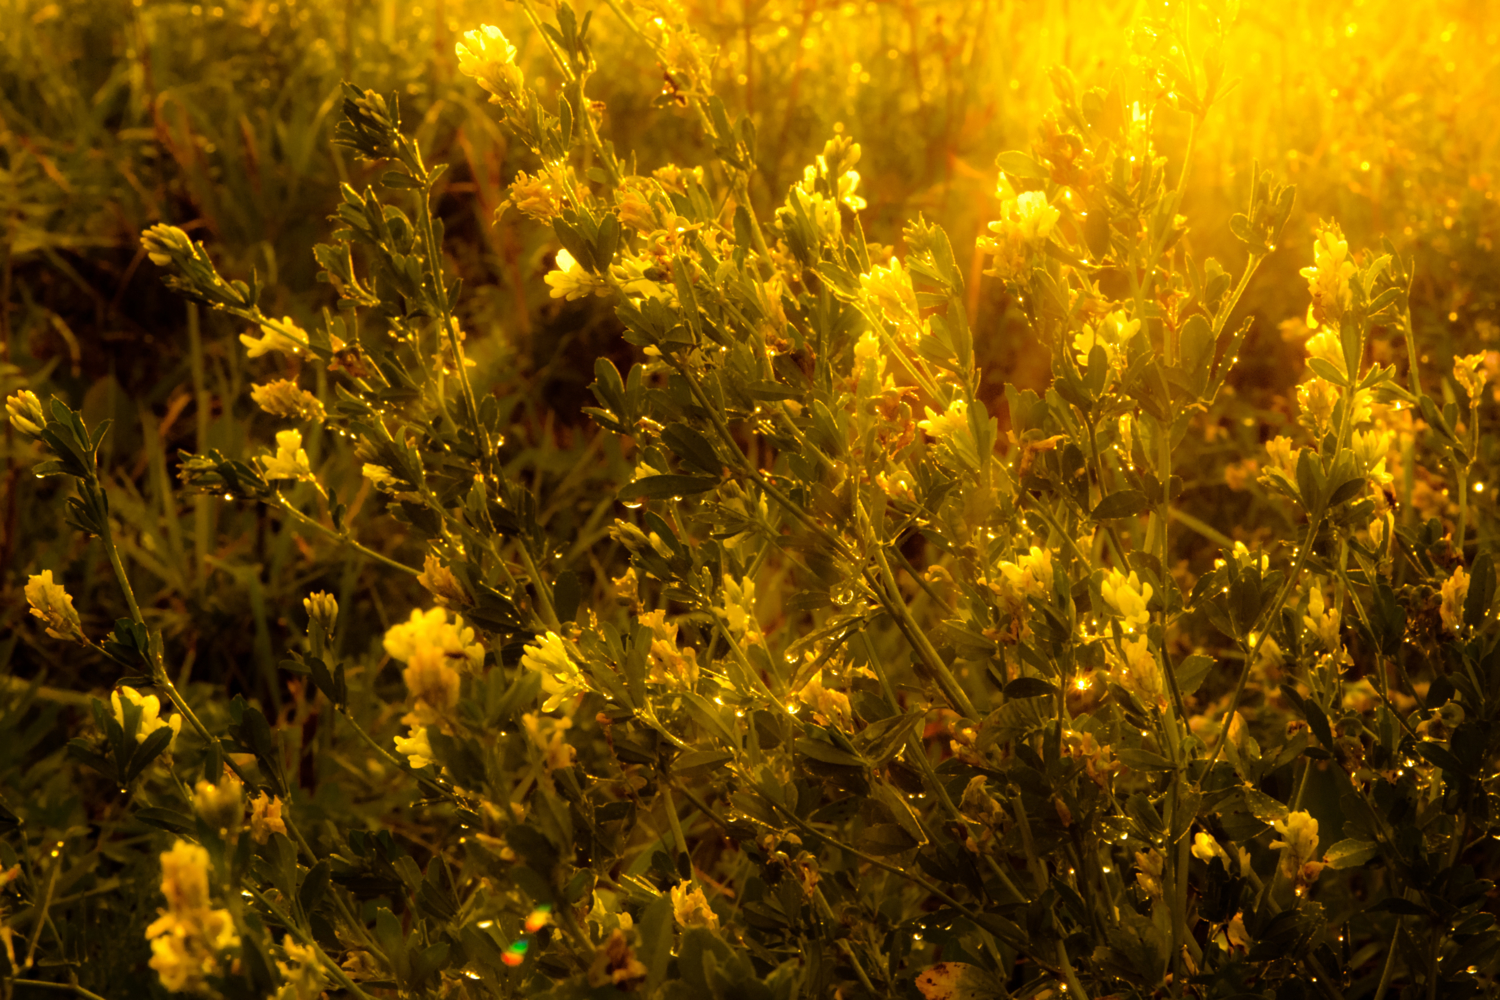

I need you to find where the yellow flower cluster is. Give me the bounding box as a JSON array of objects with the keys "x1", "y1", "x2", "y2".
[
  {"x1": 455, "y1": 25, "x2": 526, "y2": 106},
  {"x1": 521, "y1": 712, "x2": 576, "y2": 771},
  {"x1": 713, "y1": 574, "x2": 761, "y2": 643},
  {"x1": 520, "y1": 631, "x2": 589, "y2": 712},
  {"x1": 977, "y1": 173, "x2": 1059, "y2": 281},
  {"x1": 1302, "y1": 582, "x2": 1342, "y2": 651},
  {"x1": 793, "y1": 670, "x2": 852, "y2": 728},
  {"x1": 250, "y1": 379, "x2": 324, "y2": 421},
  {"x1": 1299, "y1": 225, "x2": 1356, "y2": 326},
  {"x1": 544, "y1": 249, "x2": 609, "y2": 301},
  {"x1": 1100, "y1": 568, "x2": 1153, "y2": 629},
  {"x1": 240, "y1": 316, "x2": 309, "y2": 359},
  {"x1": 637, "y1": 610, "x2": 701, "y2": 689},
  {"x1": 1072, "y1": 310, "x2": 1141, "y2": 370},
  {"x1": 860, "y1": 256, "x2": 918, "y2": 324},
  {"x1": 25, "y1": 570, "x2": 86, "y2": 644},
  {"x1": 1441, "y1": 567, "x2": 1469, "y2": 634},
  {"x1": 996, "y1": 546, "x2": 1053, "y2": 601},
  {"x1": 146, "y1": 840, "x2": 240, "y2": 994},
  {"x1": 384, "y1": 608, "x2": 485, "y2": 765},
  {"x1": 1116, "y1": 635, "x2": 1165, "y2": 710},
  {"x1": 918, "y1": 397, "x2": 968, "y2": 442},
  {"x1": 6, "y1": 389, "x2": 46, "y2": 437},
  {"x1": 1270, "y1": 810, "x2": 1326, "y2": 890},
  {"x1": 261, "y1": 429, "x2": 313, "y2": 481},
  {"x1": 670, "y1": 882, "x2": 718, "y2": 930},
  {"x1": 112, "y1": 686, "x2": 181, "y2": 748}
]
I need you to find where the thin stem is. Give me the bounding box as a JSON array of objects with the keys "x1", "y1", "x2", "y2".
[
  {"x1": 272, "y1": 494, "x2": 418, "y2": 576},
  {"x1": 246, "y1": 885, "x2": 379, "y2": 1000},
  {"x1": 9, "y1": 982, "x2": 110, "y2": 1000},
  {"x1": 515, "y1": 542, "x2": 560, "y2": 631},
  {"x1": 1373, "y1": 920, "x2": 1402, "y2": 1000},
  {"x1": 660, "y1": 781, "x2": 694, "y2": 881}
]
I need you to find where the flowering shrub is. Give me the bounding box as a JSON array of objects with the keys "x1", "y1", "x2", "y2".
[{"x1": 5, "y1": 3, "x2": 1500, "y2": 1000}]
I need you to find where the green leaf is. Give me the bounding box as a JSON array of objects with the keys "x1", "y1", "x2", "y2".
[
  {"x1": 994, "y1": 150, "x2": 1049, "y2": 180},
  {"x1": 1117, "y1": 748, "x2": 1175, "y2": 772},
  {"x1": 135, "y1": 806, "x2": 196, "y2": 835},
  {"x1": 673, "y1": 749, "x2": 735, "y2": 777},
  {"x1": 1323, "y1": 838, "x2": 1379, "y2": 870},
  {"x1": 794, "y1": 737, "x2": 867, "y2": 768},
  {"x1": 618, "y1": 474, "x2": 720, "y2": 500},
  {"x1": 1464, "y1": 551, "x2": 1495, "y2": 628},
  {"x1": 1003, "y1": 677, "x2": 1057, "y2": 699},
  {"x1": 857, "y1": 823, "x2": 919, "y2": 855},
  {"x1": 1175, "y1": 654, "x2": 1214, "y2": 697},
  {"x1": 1092, "y1": 489, "x2": 1151, "y2": 520}
]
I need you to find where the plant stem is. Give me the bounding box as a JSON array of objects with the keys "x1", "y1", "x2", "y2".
[
  {"x1": 272, "y1": 494, "x2": 418, "y2": 576},
  {"x1": 9, "y1": 981, "x2": 111, "y2": 1000}
]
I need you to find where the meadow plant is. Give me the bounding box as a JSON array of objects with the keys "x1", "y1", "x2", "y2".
[{"x1": 6, "y1": 3, "x2": 1500, "y2": 1000}]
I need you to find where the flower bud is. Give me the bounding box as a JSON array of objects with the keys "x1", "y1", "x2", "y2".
[
  {"x1": 25, "y1": 570, "x2": 87, "y2": 644},
  {"x1": 192, "y1": 774, "x2": 245, "y2": 835},
  {"x1": 140, "y1": 223, "x2": 194, "y2": 268},
  {"x1": 303, "y1": 591, "x2": 339, "y2": 635},
  {"x1": 6, "y1": 390, "x2": 46, "y2": 437}
]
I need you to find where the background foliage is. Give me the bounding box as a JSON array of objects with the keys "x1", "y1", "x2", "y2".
[{"x1": 3, "y1": 1, "x2": 1500, "y2": 999}]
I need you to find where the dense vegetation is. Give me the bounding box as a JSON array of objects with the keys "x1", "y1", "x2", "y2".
[{"x1": 4, "y1": 1, "x2": 1500, "y2": 998}]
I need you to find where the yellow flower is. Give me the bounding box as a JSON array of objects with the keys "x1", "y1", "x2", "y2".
[
  {"x1": 248, "y1": 792, "x2": 287, "y2": 845},
  {"x1": 303, "y1": 591, "x2": 338, "y2": 634},
  {"x1": 1117, "y1": 635, "x2": 1165, "y2": 710},
  {"x1": 417, "y1": 554, "x2": 470, "y2": 608},
  {"x1": 362, "y1": 463, "x2": 400, "y2": 490},
  {"x1": 860, "y1": 256, "x2": 917, "y2": 321},
  {"x1": 240, "y1": 316, "x2": 308, "y2": 359},
  {"x1": 1072, "y1": 310, "x2": 1141, "y2": 369},
  {"x1": 111, "y1": 686, "x2": 181, "y2": 747},
  {"x1": 403, "y1": 648, "x2": 463, "y2": 718},
  {"x1": 1296, "y1": 380, "x2": 1336, "y2": 435},
  {"x1": 383, "y1": 607, "x2": 484, "y2": 672},
  {"x1": 147, "y1": 840, "x2": 240, "y2": 995},
  {"x1": 713, "y1": 574, "x2": 760, "y2": 642},
  {"x1": 1012, "y1": 190, "x2": 1060, "y2": 242},
  {"x1": 918, "y1": 397, "x2": 968, "y2": 441},
  {"x1": 1351, "y1": 429, "x2": 1392, "y2": 486},
  {"x1": 1299, "y1": 224, "x2": 1356, "y2": 325},
  {"x1": 455, "y1": 25, "x2": 526, "y2": 105},
  {"x1": 670, "y1": 882, "x2": 718, "y2": 930},
  {"x1": 1270, "y1": 810, "x2": 1325, "y2": 889},
  {"x1": 521, "y1": 631, "x2": 589, "y2": 712},
  {"x1": 1191, "y1": 831, "x2": 1231, "y2": 866},
  {"x1": 25, "y1": 570, "x2": 86, "y2": 644},
  {"x1": 637, "y1": 610, "x2": 701, "y2": 688},
  {"x1": 1265, "y1": 436, "x2": 1299, "y2": 477},
  {"x1": 192, "y1": 774, "x2": 244, "y2": 833},
  {"x1": 1455, "y1": 353, "x2": 1488, "y2": 402},
  {"x1": 6, "y1": 390, "x2": 46, "y2": 436},
  {"x1": 1135, "y1": 848, "x2": 1165, "y2": 898},
  {"x1": 522, "y1": 712, "x2": 576, "y2": 771},
  {"x1": 1101, "y1": 568, "x2": 1153, "y2": 629},
  {"x1": 544, "y1": 248, "x2": 608, "y2": 301},
  {"x1": 997, "y1": 546, "x2": 1053, "y2": 600},
  {"x1": 262, "y1": 429, "x2": 313, "y2": 481},
  {"x1": 1305, "y1": 327, "x2": 1346, "y2": 378},
  {"x1": 250, "y1": 380, "x2": 324, "y2": 421},
  {"x1": 1441, "y1": 567, "x2": 1469, "y2": 634},
  {"x1": 1214, "y1": 911, "x2": 1251, "y2": 954},
  {"x1": 158, "y1": 840, "x2": 212, "y2": 913},
  {"x1": 140, "y1": 223, "x2": 194, "y2": 268},
  {"x1": 394, "y1": 725, "x2": 436, "y2": 769},
  {"x1": 1303, "y1": 582, "x2": 1341, "y2": 651},
  {"x1": 793, "y1": 670, "x2": 852, "y2": 728},
  {"x1": 587, "y1": 929, "x2": 648, "y2": 989},
  {"x1": 276, "y1": 939, "x2": 326, "y2": 1000}
]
